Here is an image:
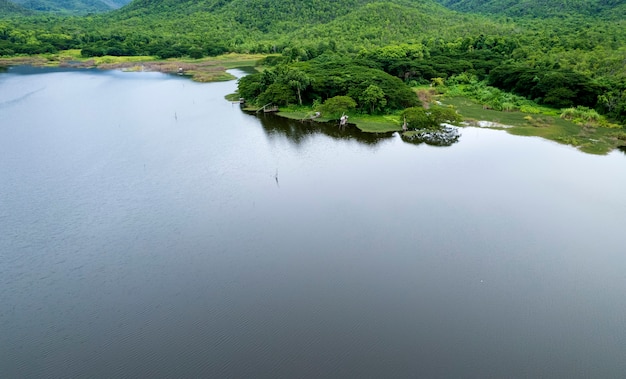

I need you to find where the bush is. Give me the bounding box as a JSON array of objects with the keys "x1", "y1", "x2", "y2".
[
  {"x1": 402, "y1": 106, "x2": 460, "y2": 130},
  {"x1": 560, "y1": 106, "x2": 601, "y2": 123},
  {"x1": 318, "y1": 96, "x2": 357, "y2": 117},
  {"x1": 520, "y1": 104, "x2": 541, "y2": 114}
]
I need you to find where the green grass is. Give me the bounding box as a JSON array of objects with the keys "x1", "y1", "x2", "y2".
[
  {"x1": 276, "y1": 105, "x2": 333, "y2": 122},
  {"x1": 349, "y1": 114, "x2": 402, "y2": 132},
  {"x1": 442, "y1": 96, "x2": 623, "y2": 155},
  {"x1": 268, "y1": 100, "x2": 624, "y2": 154},
  {"x1": 274, "y1": 106, "x2": 402, "y2": 132}
]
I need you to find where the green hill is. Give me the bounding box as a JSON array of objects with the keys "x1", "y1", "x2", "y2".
[
  {"x1": 111, "y1": 0, "x2": 515, "y2": 47},
  {"x1": 435, "y1": 0, "x2": 625, "y2": 19},
  {"x1": 290, "y1": 2, "x2": 517, "y2": 50},
  {"x1": 119, "y1": 0, "x2": 451, "y2": 31},
  {"x1": 94, "y1": 0, "x2": 467, "y2": 55}
]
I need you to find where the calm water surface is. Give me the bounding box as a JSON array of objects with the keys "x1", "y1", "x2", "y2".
[{"x1": 1, "y1": 67, "x2": 626, "y2": 378}]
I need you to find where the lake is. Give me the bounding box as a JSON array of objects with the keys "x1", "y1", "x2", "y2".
[{"x1": 1, "y1": 66, "x2": 625, "y2": 378}]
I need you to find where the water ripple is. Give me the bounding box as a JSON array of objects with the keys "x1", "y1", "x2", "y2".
[{"x1": 0, "y1": 86, "x2": 45, "y2": 109}]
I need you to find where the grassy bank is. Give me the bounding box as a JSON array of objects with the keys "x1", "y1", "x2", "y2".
[
  {"x1": 271, "y1": 106, "x2": 403, "y2": 133},
  {"x1": 0, "y1": 51, "x2": 266, "y2": 82},
  {"x1": 442, "y1": 97, "x2": 625, "y2": 155},
  {"x1": 259, "y1": 98, "x2": 625, "y2": 154}
]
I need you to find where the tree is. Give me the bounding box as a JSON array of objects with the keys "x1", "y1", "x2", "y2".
[
  {"x1": 402, "y1": 107, "x2": 431, "y2": 129},
  {"x1": 258, "y1": 83, "x2": 296, "y2": 106},
  {"x1": 428, "y1": 107, "x2": 461, "y2": 125},
  {"x1": 318, "y1": 96, "x2": 357, "y2": 117},
  {"x1": 286, "y1": 69, "x2": 310, "y2": 106},
  {"x1": 360, "y1": 84, "x2": 387, "y2": 114},
  {"x1": 401, "y1": 106, "x2": 460, "y2": 130},
  {"x1": 237, "y1": 73, "x2": 265, "y2": 101}
]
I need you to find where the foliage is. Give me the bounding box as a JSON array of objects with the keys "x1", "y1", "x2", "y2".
[
  {"x1": 318, "y1": 96, "x2": 357, "y2": 117},
  {"x1": 488, "y1": 65, "x2": 603, "y2": 108},
  {"x1": 258, "y1": 83, "x2": 296, "y2": 106},
  {"x1": 360, "y1": 84, "x2": 386, "y2": 114},
  {"x1": 597, "y1": 85, "x2": 626, "y2": 122},
  {"x1": 401, "y1": 106, "x2": 461, "y2": 130},
  {"x1": 560, "y1": 106, "x2": 600, "y2": 122},
  {"x1": 238, "y1": 55, "x2": 419, "y2": 112},
  {"x1": 445, "y1": 77, "x2": 543, "y2": 113},
  {"x1": 558, "y1": 106, "x2": 621, "y2": 128},
  {"x1": 435, "y1": 0, "x2": 626, "y2": 19}
]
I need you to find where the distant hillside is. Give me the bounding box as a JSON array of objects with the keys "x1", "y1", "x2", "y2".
[
  {"x1": 10, "y1": 0, "x2": 130, "y2": 14},
  {"x1": 290, "y1": 2, "x2": 515, "y2": 48},
  {"x1": 435, "y1": 0, "x2": 625, "y2": 18},
  {"x1": 114, "y1": 0, "x2": 509, "y2": 37},
  {"x1": 118, "y1": 0, "x2": 456, "y2": 32},
  {"x1": 0, "y1": 0, "x2": 30, "y2": 15},
  {"x1": 107, "y1": 0, "x2": 526, "y2": 53}
]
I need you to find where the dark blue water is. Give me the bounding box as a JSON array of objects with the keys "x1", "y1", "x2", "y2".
[{"x1": 1, "y1": 67, "x2": 625, "y2": 378}]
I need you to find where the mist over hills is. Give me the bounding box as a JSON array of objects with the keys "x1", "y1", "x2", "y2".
[
  {"x1": 1, "y1": 0, "x2": 30, "y2": 15},
  {"x1": 7, "y1": 0, "x2": 130, "y2": 14}
]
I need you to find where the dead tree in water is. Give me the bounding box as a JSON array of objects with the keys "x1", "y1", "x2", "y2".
[{"x1": 339, "y1": 113, "x2": 348, "y2": 128}]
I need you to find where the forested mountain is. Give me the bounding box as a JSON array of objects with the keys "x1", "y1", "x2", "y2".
[
  {"x1": 119, "y1": 0, "x2": 453, "y2": 33},
  {"x1": 106, "y1": 0, "x2": 520, "y2": 52},
  {"x1": 8, "y1": 0, "x2": 130, "y2": 14},
  {"x1": 0, "y1": 0, "x2": 30, "y2": 15},
  {"x1": 435, "y1": 0, "x2": 626, "y2": 19},
  {"x1": 63, "y1": 0, "x2": 509, "y2": 57}
]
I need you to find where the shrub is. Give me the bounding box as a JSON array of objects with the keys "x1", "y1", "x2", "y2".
[
  {"x1": 560, "y1": 106, "x2": 601, "y2": 123},
  {"x1": 318, "y1": 96, "x2": 357, "y2": 117},
  {"x1": 402, "y1": 106, "x2": 460, "y2": 130},
  {"x1": 520, "y1": 105, "x2": 541, "y2": 114}
]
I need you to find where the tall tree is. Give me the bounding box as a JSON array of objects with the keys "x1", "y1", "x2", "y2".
[{"x1": 361, "y1": 84, "x2": 387, "y2": 114}]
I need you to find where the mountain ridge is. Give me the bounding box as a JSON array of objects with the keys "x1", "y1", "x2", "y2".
[{"x1": 434, "y1": 0, "x2": 626, "y2": 19}]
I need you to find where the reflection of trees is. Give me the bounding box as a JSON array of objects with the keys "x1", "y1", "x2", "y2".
[
  {"x1": 400, "y1": 125, "x2": 461, "y2": 147},
  {"x1": 249, "y1": 112, "x2": 394, "y2": 146},
  {"x1": 247, "y1": 111, "x2": 462, "y2": 148}
]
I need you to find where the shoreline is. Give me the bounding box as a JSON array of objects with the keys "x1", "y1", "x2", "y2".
[
  {"x1": 3, "y1": 52, "x2": 623, "y2": 155},
  {"x1": 249, "y1": 104, "x2": 625, "y2": 155},
  {"x1": 0, "y1": 52, "x2": 265, "y2": 82}
]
